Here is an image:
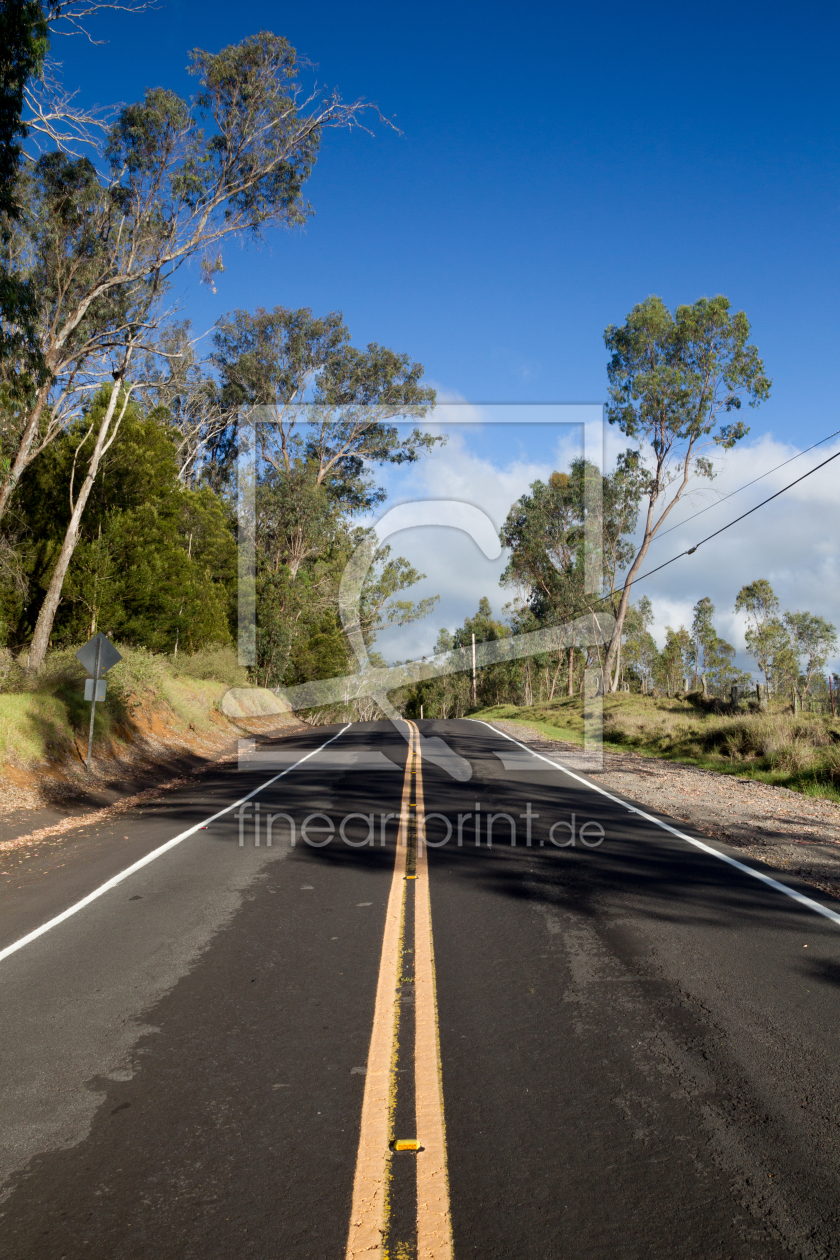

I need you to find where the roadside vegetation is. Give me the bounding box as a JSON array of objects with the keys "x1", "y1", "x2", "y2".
[
  {"x1": 0, "y1": 7, "x2": 836, "y2": 776},
  {"x1": 473, "y1": 693, "x2": 840, "y2": 802},
  {"x1": 0, "y1": 644, "x2": 249, "y2": 770}
]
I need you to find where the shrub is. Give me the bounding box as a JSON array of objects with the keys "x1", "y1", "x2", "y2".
[
  {"x1": 170, "y1": 645, "x2": 249, "y2": 688},
  {"x1": 823, "y1": 746, "x2": 840, "y2": 786},
  {"x1": 768, "y1": 741, "x2": 814, "y2": 773}
]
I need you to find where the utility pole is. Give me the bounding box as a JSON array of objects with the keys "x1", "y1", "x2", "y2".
[{"x1": 471, "y1": 633, "x2": 477, "y2": 708}]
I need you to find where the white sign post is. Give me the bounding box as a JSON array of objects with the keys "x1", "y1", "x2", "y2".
[{"x1": 75, "y1": 633, "x2": 122, "y2": 772}]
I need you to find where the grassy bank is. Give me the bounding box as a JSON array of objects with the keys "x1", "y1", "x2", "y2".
[
  {"x1": 473, "y1": 693, "x2": 840, "y2": 802},
  {"x1": 0, "y1": 644, "x2": 251, "y2": 771}
]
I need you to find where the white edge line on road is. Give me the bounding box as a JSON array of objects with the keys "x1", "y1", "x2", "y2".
[
  {"x1": 468, "y1": 719, "x2": 840, "y2": 929},
  {"x1": 0, "y1": 724, "x2": 353, "y2": 966}
]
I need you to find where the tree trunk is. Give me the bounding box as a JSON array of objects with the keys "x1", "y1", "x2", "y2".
[
  {"x1": 28, "y1": 382, "x2": 129, "y2": 671},
  {"x1": 0, "y1": 386, "x2": 50, "y2": 525},
  {"x1": 546, "y1": 650, "x2": 564, "y2": 702},
  {"x1": 610, "y1": 638, "x2": 622, "y2": 691},
  {"x1": 567, "y1": 644, "x2": 574, "y2": 696}
]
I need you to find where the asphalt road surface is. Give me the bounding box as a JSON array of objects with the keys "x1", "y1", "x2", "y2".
[{"x1": 2, "y1": 717, "x2": 840, "y2": 1260}]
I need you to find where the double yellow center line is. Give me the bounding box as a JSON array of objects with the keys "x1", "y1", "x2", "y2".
[{"x1": 345, "y1": 722, "x2": 453, "y2": 1259}]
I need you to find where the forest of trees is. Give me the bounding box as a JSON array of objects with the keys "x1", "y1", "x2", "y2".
[
  {"x1": 0, "y1": 5, "x2": 836, "y2": 717},
  {"x1": 397, "y1": 581, "x2": 838, "y2": 719},
  {"x1": 0, "y1": 6, "x2": 444, "y2": 683}
]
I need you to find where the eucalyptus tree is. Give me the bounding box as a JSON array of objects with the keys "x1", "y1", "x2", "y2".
[
  {"x1": 621, "y1": 595, "x2": 657, "y2": 693},
  {"x1": 140, "y1": 320, "x2": 230, "y2": 488},
  {"x1": 8, "y1": 33, "x2": 377, "y2": 668},
  {"x1": 1, "y1": 31, "x2": 376, "y2": 532},
  {"x1": 601, "y1": 295, "x2": 771, "y2": 692},
  {"x1": 211, "y1": 305, "x2": 439, "y2": 515},
  {"x1": 735, "y1": 579, "x2": 780, "y2": 691},
  {"x1": 689, "y1": 596, "x2": 716, "y2": 693},
  {"x1": 500, "y1": 456, "x2": 644, "y2": 692},
  {"x1": 1, "y1": 0, "x2": 152, "y2": 400},
  {"x1": 783, "y1": 610, "x2": 837, "y2": 696},
  {"x1": 654, "y1": 625, "x2": 691, "y2": 697}
]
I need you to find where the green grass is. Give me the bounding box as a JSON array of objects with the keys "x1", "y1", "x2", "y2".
[
  {"x1": 0, "y1": 643, "x2": 252, "y2": 769},
  {"x1": 473, "y1": 693, "x2": 840, "y2": 803}
]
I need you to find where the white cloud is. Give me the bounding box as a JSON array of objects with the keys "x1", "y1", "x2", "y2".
[
  {"x1": 369, "y1": 419, "x2": 562, "y2": 661},
  {"x1": 364, "y1": 400, "x2": 840, "y2": 678},
  {"x1": 623, "y1": 433, "x2": 840, "y2": 674}
]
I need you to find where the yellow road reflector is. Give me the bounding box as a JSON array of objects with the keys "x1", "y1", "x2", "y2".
[
  {"x1": 392, "y1": 1139, "x2": 421, "y2": 1152},
  {"x1": 405, "y1": 874, "x2": 416, "y2": 880}
]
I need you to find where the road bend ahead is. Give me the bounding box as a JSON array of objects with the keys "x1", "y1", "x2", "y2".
[{"x1": 1, "y1": 718, "x2": 840, "y2": 1259}]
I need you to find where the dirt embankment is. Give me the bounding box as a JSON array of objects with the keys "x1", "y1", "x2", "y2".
[{"x1": 0, "y1": 655, "x2": 307, "y2": 847}]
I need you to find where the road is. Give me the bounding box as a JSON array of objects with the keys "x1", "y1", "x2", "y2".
[{"x1": 1, "y1": 717, "x2": 840, "y2": 1259}]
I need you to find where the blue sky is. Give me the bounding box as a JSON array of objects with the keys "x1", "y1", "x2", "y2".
[
  {"x1": 53, "y1": 0, "x2": 840, "y2": 669},
  {"x1": 57, "y1": 0, "x2": 839, "y2": 438}
]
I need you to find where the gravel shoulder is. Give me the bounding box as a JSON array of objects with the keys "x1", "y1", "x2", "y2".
[{"x1": 491, "y1": 719, "x2": 840, "y2": 903}]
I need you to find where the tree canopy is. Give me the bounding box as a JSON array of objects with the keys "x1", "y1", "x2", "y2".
[{"x1": 600, "y1": 294, "x2": 770, "y2": 691}]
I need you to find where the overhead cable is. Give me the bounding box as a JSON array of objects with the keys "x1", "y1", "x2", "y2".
[
  {"x1": 653, "y1": 426, "x2": 840, "y2": 542},
  {"x1": 604, "y1": 445, "x2": 840, "y2": 605}
]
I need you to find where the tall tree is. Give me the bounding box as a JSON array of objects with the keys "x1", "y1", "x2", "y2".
[
  {"x1": 621, "y1": 595, "x2": 657, "y2": 693},
  {"x1": 783, "y1": 610, "x2": 838, "y2": 696},
  {"x1": 601, "y1": 295, "x2": 770, "y2": 692},
  {"x1": 211, "y1": 305, "x2": 439, "y2": 514},
  {"x1": 654, "y1": 625, "x2": 691, "y2": 696},
  {"x1": 213, "y1": 305, "x2": 441, "y2": 688},
  {"x1": 690, "y1": 596, "x2": 716, "y2": 693},
  {"x1": 500, "y1": 457, "x2": 644, "y2": 692},
  {"x1": 0, "y1": 0, "x2": 50, "y2": 398},
  {"x1": 735, "y1": 579, "x2": 780, "y2": 690},
  {"x1": 13, "y1": 34, "x2": 378, "y2": 668},
  {"x1": 1, "y1": 32, "x2": 375, "y2": 532}
]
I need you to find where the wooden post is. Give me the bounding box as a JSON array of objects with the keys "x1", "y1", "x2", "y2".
[{"x1": 829, "y1": 675, "x2": 836, "y2": 718}]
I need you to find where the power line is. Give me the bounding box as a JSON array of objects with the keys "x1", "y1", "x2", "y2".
[
  {"x1": 605, "y1": 444, "x2": 840, "y2": 607},
  {"x1": 652, "y1": 426, "x2": 840, "y2": 542}
]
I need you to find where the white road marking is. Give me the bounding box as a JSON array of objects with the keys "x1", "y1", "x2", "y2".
[
  {"x1": 0, "y1": 725, "x2": 352, "y2": 965},
  {"x1": 471, "y1": 719, "x2": 840, "y2": 929}
]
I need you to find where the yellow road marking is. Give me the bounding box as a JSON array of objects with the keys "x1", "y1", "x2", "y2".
[
  {"x1": 413, "y1": 737, "x2": 454, "y2": 1259},
  {"x1": 345, "y1": 730, "x2": 413, "y2": 1259},
  {"x1": 345, "y1": 722, "x2": 453, "y2": 1258}
]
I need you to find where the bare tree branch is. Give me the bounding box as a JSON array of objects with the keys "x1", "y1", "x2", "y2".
[{"x1": 47, "y1": 0, "x2": 158, "y2": 45}]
